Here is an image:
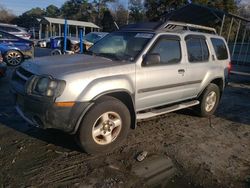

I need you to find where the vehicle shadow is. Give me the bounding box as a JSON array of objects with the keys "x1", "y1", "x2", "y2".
[
  {"x1": 0, "y1": 71, "x2": 81, "y2": 152},
  {"x1": 0, "y1": 109, "x2": 82, "y2": 152},
  {"x1": 177, "y1": 74, "x2": 250, "y2": 126}
]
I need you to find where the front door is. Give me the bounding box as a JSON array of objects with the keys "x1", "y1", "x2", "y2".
[{"x1": 136, "y1": 35, "x2": 187, "y2": 111}]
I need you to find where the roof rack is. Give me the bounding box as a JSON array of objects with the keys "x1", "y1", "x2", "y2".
[{"x1": 159, "y1": 21, "x2": 217, "y2": 34}]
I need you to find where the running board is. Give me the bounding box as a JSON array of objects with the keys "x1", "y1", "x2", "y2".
[{"x1": 137, "y1": 100, "x2": 199, "y2": 120}]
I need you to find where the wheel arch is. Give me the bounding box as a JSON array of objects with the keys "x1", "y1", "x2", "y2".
[
  {"x1": 198, "y1": 77, "x2": 224, "y2": 98},
  {"x1": 72, "y1": 90, "x2": 136, "y2": 134}
]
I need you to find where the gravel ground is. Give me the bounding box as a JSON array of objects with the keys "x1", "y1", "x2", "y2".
[{"x1": 0, "y1": 67, "x2": 249, "y2": 187}]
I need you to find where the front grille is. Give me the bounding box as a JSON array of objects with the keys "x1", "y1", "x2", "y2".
[{"x1": 17, "y1": 67, "x2": 34, "y2": 78}]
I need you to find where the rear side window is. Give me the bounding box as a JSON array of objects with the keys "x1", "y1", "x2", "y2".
[
  {"x1": 186, "y1": 37, "x2": 209, "y2": 62},
  {"x1": 211, "y1": 38, "x2": 228, "y2": 60}
]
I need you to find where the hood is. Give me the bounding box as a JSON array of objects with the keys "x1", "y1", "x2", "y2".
[{"x1": 21, "y1": 54, "x2": 125, "y2": 78}]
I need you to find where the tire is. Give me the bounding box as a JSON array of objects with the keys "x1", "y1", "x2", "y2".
[
  {"x1": 77, "y1": 96, "x2": 131, "y2": 154},
  {"x1": 5, "y1": 50, "x2": 23, "y2": 66},
  {"x1": 196, "y1": 83, "x2": 220, "y2": 117},
  {"x1": 51, "y1": 49, "x2": 62, "y2": 56}
]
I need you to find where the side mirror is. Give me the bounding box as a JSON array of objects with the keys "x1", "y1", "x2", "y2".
[{"x1": 142, "y1": 53, "x2": 160, "y2": 66}]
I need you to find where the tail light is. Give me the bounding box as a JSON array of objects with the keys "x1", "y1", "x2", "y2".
[
  {"x1": 228, "y1": 62, "x2": 232, "y2": 76},
  {"x1": 23, "y1": 34, "x2": 31, "y2": 38}
]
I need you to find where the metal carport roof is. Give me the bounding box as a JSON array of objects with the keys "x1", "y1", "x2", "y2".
[{"x1": 40, "y1": 17, "x2": 100, "y2": 29}]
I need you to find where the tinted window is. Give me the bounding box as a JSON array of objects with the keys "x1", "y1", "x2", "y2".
[
  {"x1": 0, "y1": 26, "x2": 19, "y2": 32},
  {"x1": 211, "y1": 38, "x2": 228, "y2": 60},
  {"x1": 150, "y1": 38, "x2": 181, "y2": 64},
  {"x1": 0, "y1": 31, "x2": 17, "y2": 40},
  {"x1": 201, "y1": 39, "x2": 209, "y2": 61},
  {"x1": 186, "y1": 37, "x2": 209, "y2": 62}
]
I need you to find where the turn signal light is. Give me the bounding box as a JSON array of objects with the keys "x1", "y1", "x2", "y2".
[{"x1": 55, "y1": 102, "x2": 75, "y2": 107}]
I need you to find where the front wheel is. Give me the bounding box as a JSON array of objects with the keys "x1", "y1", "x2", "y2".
[
  {"x1": 76, "y1": 96, "x2": 131, "y2": 154},
  {"x1": 5, "y1": 50, "x2": 23, "y2": 66},
  {"x1": 196, "y1": 83, "x2": 220, "y2": 117}
]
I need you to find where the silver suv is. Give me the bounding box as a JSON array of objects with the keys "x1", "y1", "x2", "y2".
[{"x1": 11, "y1": 21, "x2": 231, "y2": 154}]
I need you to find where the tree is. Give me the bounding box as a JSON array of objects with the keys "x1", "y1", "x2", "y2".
[
  {"x1": 60, "y1": 0, "x2": 94, "y2": 21},
  {"x1": 113, "y1": 4, "x2": 128, "y2": 27},
  {"x1": 11, "y1": 7, "x2": 45, "y2": 29},
  {"x1": 92, "y1": 0, "x2": 117, "y2": 25},
  {"x1": 101, "y1": 10, "x2": 116, "y2": 32},
  {"x1": 129, "y1": 0, "x2": 144, "y2": 23},
  {"x1": 0, "y1": 5, "x2": 16, "y2": 23},
  {"x1": 144, "y1": 0, "x2": 186, "y2": 21},
  {"x1": 46, "y1": 5, "x2": 60, "y2": 17}
]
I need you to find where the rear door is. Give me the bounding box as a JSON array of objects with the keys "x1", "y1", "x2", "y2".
[
  {"x1": 210, "y1": 37, "x2": 231, "y2": 80},
  {"x1": 183, "y1": 35, "x2": 212, "y2": 97}
]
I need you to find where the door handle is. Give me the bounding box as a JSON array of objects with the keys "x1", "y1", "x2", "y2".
[{"x1": 178, "y1": 69, "x2": 185, "y2": 74}]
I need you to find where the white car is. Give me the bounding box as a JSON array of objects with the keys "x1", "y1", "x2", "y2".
[
  {"x1": 37, "y1": 36, "x2": 80, "y2": 48},
  {"x1": 0, "y1": 23, "x2": 31, "y2": 39}
]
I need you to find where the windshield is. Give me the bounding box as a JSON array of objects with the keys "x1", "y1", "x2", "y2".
[
  {"x1": 85, "y1": 33, "x2": 105, "y2": 43},
  {"x1": 89, "y1": 32, "x2": 154, "y2": 61}
]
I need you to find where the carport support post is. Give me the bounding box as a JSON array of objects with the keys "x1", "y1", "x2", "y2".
[
  {"x1": 232, "y1": 20, "x2": 241, "y2": 61},
  {"x1": 76, "y1": 26, "x2": 78, "y2": 38},
  {"x1": 227, "y1": 17, "x2": 234, "y2": 43},
  {"x1": 219, "y1": 14, "x2": 225, "y2": 36},
  {"x1": 64, "y1": 19, "x2": 68, "y2": 52},
  {"x1": 243, "y1": 34, "x2": 250, "y2": 65},
  {"x1": 80, "y1": 29, "x2": 83, "y2": 54},
  {"x1": 59, "y1": 24, "x2": 61, "y2": 36},
  {"x1": 237, "y1": 26, "x2": 247, "y2": 64}
]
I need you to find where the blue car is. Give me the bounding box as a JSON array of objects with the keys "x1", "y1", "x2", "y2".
[
  {"x1": 0, "y1": 51, "x2": 7, "y2": 77},
  {"x1": 0, "y1": 30, "x2": 33, "y2": 66}
]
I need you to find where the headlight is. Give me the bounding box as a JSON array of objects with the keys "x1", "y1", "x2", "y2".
[
  {"x1": 35, "y1": 77, "x2": 50, "y2": 93},
  {"x1": 29, "y1": 76, "x2": 65, "y2": 97}
]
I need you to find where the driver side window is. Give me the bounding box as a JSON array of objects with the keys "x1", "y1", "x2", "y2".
[{"x1": 149, "y1": 36, "x2": 181, "y2": 65}]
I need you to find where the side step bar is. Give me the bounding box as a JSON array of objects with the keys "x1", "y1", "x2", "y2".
[{"x1": 137, "y1": 100, "x2": 199, "y2": 120}]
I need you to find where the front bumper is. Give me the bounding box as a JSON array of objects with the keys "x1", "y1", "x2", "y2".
[{"x1": 14, "y1": 93, "x2": 90, "y2": 133}]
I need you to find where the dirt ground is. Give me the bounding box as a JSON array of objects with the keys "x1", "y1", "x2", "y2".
[{"x1": 0, "y1": 69, "x2": 249, "y2": 188}]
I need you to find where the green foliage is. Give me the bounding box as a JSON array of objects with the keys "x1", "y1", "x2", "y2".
[
  {"x1": 46, "y1": 5, "x2": 60, "y2": 17},
  {"x1": 101, "y1": 10, "x2": 116, "y2": 32},
  {"x1": 24, "y1": 7, "x2": 45, "y2": 17},
  {"x1": 144, "y1": 0, "x2": 186, "y2": 21},
  {"x1": 11, "y1": 7, "x2": 45, "y2": 28}
]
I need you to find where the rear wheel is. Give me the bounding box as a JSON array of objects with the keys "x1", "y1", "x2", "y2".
[
  {"x1": 196, "y1": 83, "x2": 220, "y2": 117},
  {"x1": 77, "y1": 96, "x2": 131, "y2": 154},
  {"x1": 5, "y1": 50, "x2": 23, "y2": 66}
]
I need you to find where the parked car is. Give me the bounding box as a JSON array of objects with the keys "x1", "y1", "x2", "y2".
[
  {"x1": 37, "y1": 36, "x2": 80, "y2": 49},
  {"x1": 0, "y1": 51, "x2": 7, "y2": 78},
  {"x1": 11, "y1": 21, "x2": 230, "y2": 154},
  {"x1": 0, "y1": 23, "x2": 31, "y2": 39},
  {"x1": 83, "y1": 32, "x2": 108, "y2": 50},
  {"x1": 0, "y1": 30, "x2": 33, "y2": 66}
]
